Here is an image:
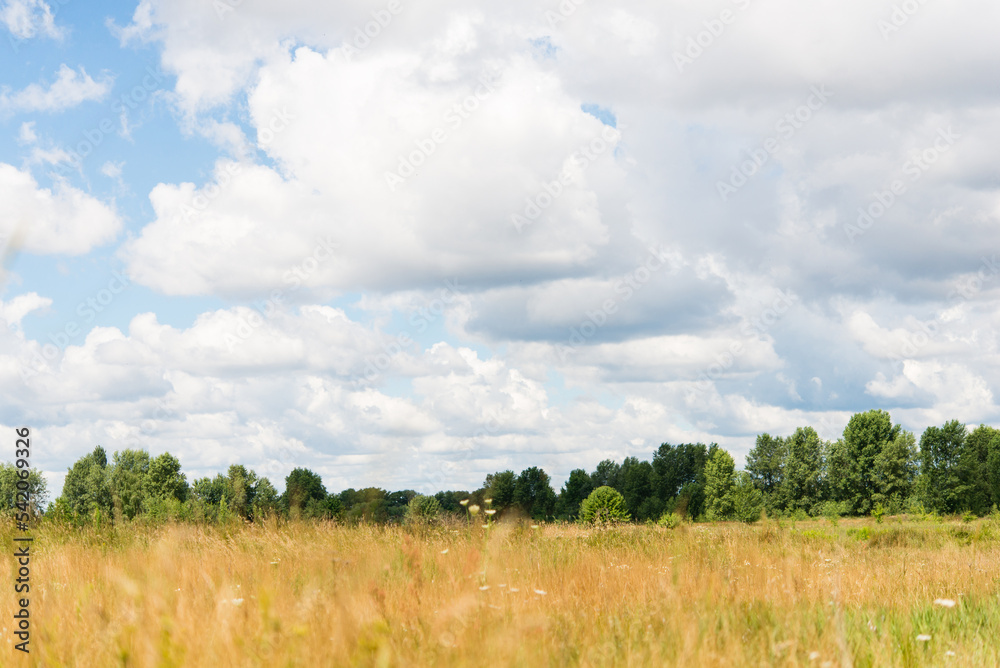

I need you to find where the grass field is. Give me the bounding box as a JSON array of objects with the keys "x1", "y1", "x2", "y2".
[{"x1": 3, "y1": 516, "x2": 999, "y2": 667}]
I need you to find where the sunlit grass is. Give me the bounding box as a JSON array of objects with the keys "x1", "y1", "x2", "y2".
[{"x1": 2, "y1": 515, "x2": 999, "y2": 666}]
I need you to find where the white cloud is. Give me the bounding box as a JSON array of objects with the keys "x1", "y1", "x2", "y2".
[
  {"x1": 0, "y1": 292, "x2": 50, "y2": 327},
  {"x1": 13, "y1": 0, "x2": 1000, "y2": 495},
  {"x1": 1, "y1": 64, "x2": 111, "y2": 114},
  {"x1": 1, "y1": 0, "x2": 62, "y2": 40},
  {"x1": 0, "y1": 163, "x2": 122, "y2": 255},
  {"x1": 16, "y1": 121, "x2": 36, "y2": 144}
]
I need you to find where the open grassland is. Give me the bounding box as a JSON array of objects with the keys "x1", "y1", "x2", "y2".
[{"x1": 2, "y1": 517, "x2": 1000, "y2": 667}]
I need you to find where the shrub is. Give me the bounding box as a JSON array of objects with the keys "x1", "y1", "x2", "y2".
[
  {"x1": 406, "y1": 495, "x2": 441, "y2": 523},
  {"x1": 579, "y1": 486, "x2": 631, "y2": 524},
  {"x1": 657, "y1": 511, "x2": 681, "y2": 529}
]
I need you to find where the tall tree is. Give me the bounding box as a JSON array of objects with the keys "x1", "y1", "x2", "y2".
[
  {"x1": 619, "y1": 457, "x2": 657, "y2": 520},
  {"x1": 746, "y1": 433, "x2": 786, "y2": 503},
  {"x1": 703, "y1": 448, "x2": 736, "y2": 521},
  {"x1": 145, "y1": 453, "x2": 188, "y2": 504},
  {"x1": 555, "y1": 469, "x2": 593, "y2": 520},
  {"x1": 483, "y1": 470, "x2": 516, "y2": 510},
  {"x1": 513, "y1": 467, "x2": 556, "y2": 520},
  {"x1": 651, "y1": 442, "x2": 709, "y2": 506},
  {"x1": 872, "y1": 430, "x2": 918, "y2": 512},
  {"x1": 283, "y1": 467, "x2": 327, "y2": 515},
  {"x1": 780, "y1": 427, "x2": 825, "y2": 513},
  {"x1": 590, "y1": 459, "x2": 622, "y2": 490},
  {"x1": 109, "y1": 449, "x2": 151, "y2": 521},
  {"x1": 961, "y1": 425, "x2": 999, "y2": 515},
  {"x1": 61, "y1": 446, "x2": 113, "y2": 520},
  {"x1": 829, "y1": 410, "x2": 901, "y2": 515},
  {"x1": 919, "y1": 420, "x2": 968, "y2": 514}
]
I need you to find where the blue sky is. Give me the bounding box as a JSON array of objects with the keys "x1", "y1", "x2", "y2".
[{"x1": 2, "y1": 0, "x2": 1000, "y2": 499}]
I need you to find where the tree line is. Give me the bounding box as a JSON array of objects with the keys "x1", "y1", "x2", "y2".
[{"x1": 5, "y1": 409, "x2": 999, "y2": 525}]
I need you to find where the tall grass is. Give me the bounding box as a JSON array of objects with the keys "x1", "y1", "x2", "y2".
[{"x1": 3, "y1": 516, "x2": 999, "y2": 666}]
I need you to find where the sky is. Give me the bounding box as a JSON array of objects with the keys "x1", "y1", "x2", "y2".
[{"x1": 2, "y1": 0, "x2": 999, "y2": 499}]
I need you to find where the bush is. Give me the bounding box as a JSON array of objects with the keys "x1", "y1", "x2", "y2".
[
  {"x1": 657, "y1": 511, "x2": 681, "y2": 529},
  {"x1": 406, "y1": 495, "x2": 441, "y2": 523},
  {"x1": 579, "y1": 486, "x2": 631, "y2": 524}
]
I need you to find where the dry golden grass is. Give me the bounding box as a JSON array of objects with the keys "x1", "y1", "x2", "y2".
[{"x1": 2, "y1": 516, "x2": 999, "y2": 667}]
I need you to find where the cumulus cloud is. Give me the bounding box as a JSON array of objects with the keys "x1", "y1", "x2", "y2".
[
  {"x1": 15, "y1": 0, "x2": 1000, "y2": 494},
  {"x1": 0, "y1": 163, "x2": 122, "y2": 255}
]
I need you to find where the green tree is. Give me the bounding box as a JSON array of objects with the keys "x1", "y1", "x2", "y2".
[
  {"x1": 193, "y1": 465, "x2": 278, "y2": 522},
  {"x1": 191, "y1": 475, "x2": 227, "y2": 505},
  {"x1": 619, "y1": 457, "x2": 657, "y2": 520},
  {"x1": 871, "y1": 430, "x2": 918, "y2": 512},
  {"x1": 433, "y1": 490, "x2": 471, "y2": 514},
  {"x1": 253, "y1": 477, "x2": 280, "y2": 519},
  {"x1": 590, "y1": 459, "x2": 621, "y2": 490},
  {"x1": 513, "y1": 467, "x2": 556, "y2": 520},
  {"x1": 731, "y1": 472, "x2": 765, "y2": 523},
  {"x1": 919, "y1": 420, "x2": 968, "y2": 514},
  {"x1": 746, "y1": 433, "x2": 786, "y2": 510},
  {"x1": 780, "y1": 427, "x2": 825, "y2": 513},
  {"x1": 829, "y1": 410, "x2": 902, "y2": 515},
  {"x1": 703, "y1": 448, "x2": 736, "y2": 521},
  {"x1": 555, "y1": 469, "x2": 593, "y2": 520},
  {"x1": 283, "y1": 467, "x2": 327, "y2": 516},
  {"x1": 484, "y1": 470, "x2": 516, "y2": 510},
  {"x1": 578, "y1": 486, "x2": 631, "y2": 524},
  {"x1": 146, "y1": 453, "x2": 188, "y2": 503},
  {"x1": 0, "y1": 464, "x2": 48, "y2": 516},
  {"x1": 651, "y1": 442, "x2": 710, "y2": 512},
  {"x1": 60, "y1": 446, "x2": 113, "y2": 520},
  {"x1": 984, "y1": 430, "x2": 1000, "y2": 508},
  {"x1": 109, "y1": 449, "x2": 150, "y2": 521},
  {"x1": 961, "y1": 425, "x2": 998, "y2": 515}
]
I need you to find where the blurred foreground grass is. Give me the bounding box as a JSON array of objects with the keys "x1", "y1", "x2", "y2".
[{"x1": 2, "y1": 515, "x2": 999, "y2": 666}]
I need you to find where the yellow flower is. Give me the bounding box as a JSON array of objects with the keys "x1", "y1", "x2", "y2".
[
  {"x1": 460, "y1": 499, "x2": 469, "y2": 507},
  {"x1": 469, "y1": 504, "x2": 480, "y2": 515}
]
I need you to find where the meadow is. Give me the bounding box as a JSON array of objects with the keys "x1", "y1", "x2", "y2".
[{"x1": 3, "y1": 515, "x2": 999, "y2": 667}]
